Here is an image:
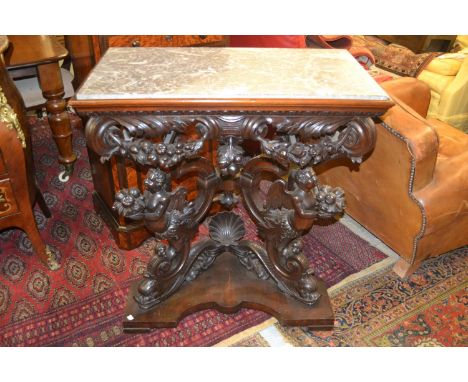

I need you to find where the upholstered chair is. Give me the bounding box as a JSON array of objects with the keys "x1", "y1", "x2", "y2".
[{"x1": 317, "y1": 77, "x2": 468, "y2": 277}]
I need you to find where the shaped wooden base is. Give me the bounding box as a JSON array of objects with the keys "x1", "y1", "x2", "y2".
[{"x1": 123, "y1": 252, "x2": 334, "y2": 333}]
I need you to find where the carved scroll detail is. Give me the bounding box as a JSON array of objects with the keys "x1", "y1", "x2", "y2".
[
  {"x1": 240, "y1": 157, "x2": 348, "y2": 305},
  {"x1": 86, "y1": 112, "x2": 377, "y2": 309},
  {"x1": 111, "y1": 156, "x2": 219, "y2": 309},
  {"x1": 258, "y1": 116, "x2": 376, "y2": 167}
]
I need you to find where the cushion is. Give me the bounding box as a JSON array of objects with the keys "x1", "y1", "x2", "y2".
[
  {"x1": 425, "y1": 57, "x2": 462, "y2": 76},
  {"x1": 417, "y1": 70, "x2": 455, "y2": 95}
]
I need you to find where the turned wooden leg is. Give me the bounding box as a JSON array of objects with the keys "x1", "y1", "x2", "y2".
[{"x1": 37, "y1": 62, "x2": 76, "y2": 177}]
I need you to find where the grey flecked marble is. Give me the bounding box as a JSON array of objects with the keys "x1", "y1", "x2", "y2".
[{"x1": 76, "y1": 47, "x2": 389, "y2": 101}]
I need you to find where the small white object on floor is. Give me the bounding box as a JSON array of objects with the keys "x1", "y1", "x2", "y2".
[
  {"x1": 58, "y1": 170, "x2": 70, "y2": 183},
  {"x1": 259, "y1": 325, "x2": 293, "y2": 347}
]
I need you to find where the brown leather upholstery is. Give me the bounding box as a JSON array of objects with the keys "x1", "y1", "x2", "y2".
[
  {"x1": 317, "y1": 77, "x2": 468, "y2": 277},
  {"x1": 380, "y1": 77, "x2": 431, "y2": 118}
]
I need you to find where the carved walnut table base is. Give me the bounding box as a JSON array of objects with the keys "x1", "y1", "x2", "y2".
[
  {"x1": 70, "y1": 48, "x2": 392, "y2": 332},
  {"x1": 123, "y1": 252, "x2": 333, "y2": 332}
]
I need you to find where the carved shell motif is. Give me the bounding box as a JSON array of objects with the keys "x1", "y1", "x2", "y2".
[{"x1": 208, "y1": 212, "x2": 246, "y2": 246}]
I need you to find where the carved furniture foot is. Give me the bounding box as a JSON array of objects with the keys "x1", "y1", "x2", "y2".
[
  {"x1": 124, "y1": 210, "x2": 334, "y2": 331},
  {"x1": 123, "y1": 251, "x2": 334, "y2": 332}
]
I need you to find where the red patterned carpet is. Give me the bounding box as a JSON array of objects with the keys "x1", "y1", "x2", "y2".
[{"x1": 0, "y1": 118, "x2": 386, "y2": 346}]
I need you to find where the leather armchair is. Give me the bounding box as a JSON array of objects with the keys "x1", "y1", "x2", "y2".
[{"x1": 317, "y1": 77, "x2": 468, "y2": 277}]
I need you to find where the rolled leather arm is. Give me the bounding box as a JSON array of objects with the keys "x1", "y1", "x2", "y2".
[
  {"x1": 380, "y1": 77, "x2": 431, "y2": 118},
  {"x1": 378, "y1": 96, "x2": 439, "y2": 192}
]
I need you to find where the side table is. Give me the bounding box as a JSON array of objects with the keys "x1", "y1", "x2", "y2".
[
  {"x1": 70, "y1": 47, "x2": 393, "y2": 332},
  {"x1": 4, "y1": 35, "x2": 77, "y2": 180}
]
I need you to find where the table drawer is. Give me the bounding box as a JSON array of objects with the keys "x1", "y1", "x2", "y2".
[{"x1": 106, "y1": 35, "x2": 225, "y2": 48}]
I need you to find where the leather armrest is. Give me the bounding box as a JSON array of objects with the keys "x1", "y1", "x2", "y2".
[
  {"x1": 381, "y1": 77, "x2": 431, "y2": 118},
  {"x1": 379, "y1": 96, "x2": 439, "y2": 192}
]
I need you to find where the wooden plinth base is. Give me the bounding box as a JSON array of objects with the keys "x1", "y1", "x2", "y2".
[{"x1": 123, "y1": 252, "x2": 334, "y2": 333}]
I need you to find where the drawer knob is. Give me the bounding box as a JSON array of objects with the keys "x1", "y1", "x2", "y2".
[
  {"x1": 199, "y1": 35, "x2": 207, "y2": 40},
  {"x1": 131, "y1": 40, "x2": 141, "y2": 47},
  {"x1": 164, "y1": 35, "x2": 173, "y2": 41}
]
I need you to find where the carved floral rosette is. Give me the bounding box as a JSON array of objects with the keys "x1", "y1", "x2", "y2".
[{"x1": 85, "y1": 112, "x2": 376, "y2": 308}]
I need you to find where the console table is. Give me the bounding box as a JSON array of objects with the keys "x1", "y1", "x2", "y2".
[{"x1": 70, "y1": 47, "x2": 392, "y2": 332}]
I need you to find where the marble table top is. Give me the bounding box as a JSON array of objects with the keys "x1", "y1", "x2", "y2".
[{"x1": 76, "y1": 47, "x2": 389, "y2": 102}]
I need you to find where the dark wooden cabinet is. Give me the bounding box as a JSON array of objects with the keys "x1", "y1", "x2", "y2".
[
  {"x1": 0, "y1": 36, "x2": 57, "y2": 269},
  {"x1": 65, "y1": 35, "x2": 227, "y2": 89},
  {"x1": 376, "y1": 35, "x2": 456, "y2": 53}
]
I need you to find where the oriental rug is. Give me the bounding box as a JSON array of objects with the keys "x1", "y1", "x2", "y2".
[
  {"x1": 0, "y1": 117, "x2": 387, "y2": 346},
  {"x1": 275, "y1": 247, "x2": 467, "y2": 347}
]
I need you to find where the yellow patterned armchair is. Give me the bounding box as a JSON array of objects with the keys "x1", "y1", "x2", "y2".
[{"x1": 417, "y1": 36, "x2": 468, "y2": 132}]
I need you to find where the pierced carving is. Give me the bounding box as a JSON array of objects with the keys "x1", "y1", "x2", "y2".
[
  {"x1": 86, "y1": 114, "x2": 375, "y2": 168},
  {"x1": 217, "y1": 136, "x2": 246, "y2": 177},
  {"x1": 260, "y1": 207, "x2": 320, "y2": 305},
  {"x1": 235, "y1": 249, "x2": 270, "y2": 280},
  {"x1": 111, "y1": 157, "x2": 219, "y2": 309},
  {"x1": 257, "y1": 117, "x2": 376, "y2": 167},
  {"x1": 240, "y1": 158, "x2": 345, "y2": 305},
  {"x1": 288, "y1": 168, "x2": 346, "y2": 220},
  {"x1": 218, "y1": 191, "x2": 239, "y2": 209},
  {"x1": 90, "y1": 111, "x2": 377, "y2": 310},
  {"x1": 272, "y1": 116, "x2": 353, "y2": 139},
  {"x1": 182, "y1": 212, "x2": 273, "y2": 284},
  {"x1": 186, "y1": 248, "x2": 219, "y2": 282}
]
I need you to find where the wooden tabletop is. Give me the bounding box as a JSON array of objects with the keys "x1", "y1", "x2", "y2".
[{"x1": 3, "y1": 35, "x2": 68, "y2": 69}]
